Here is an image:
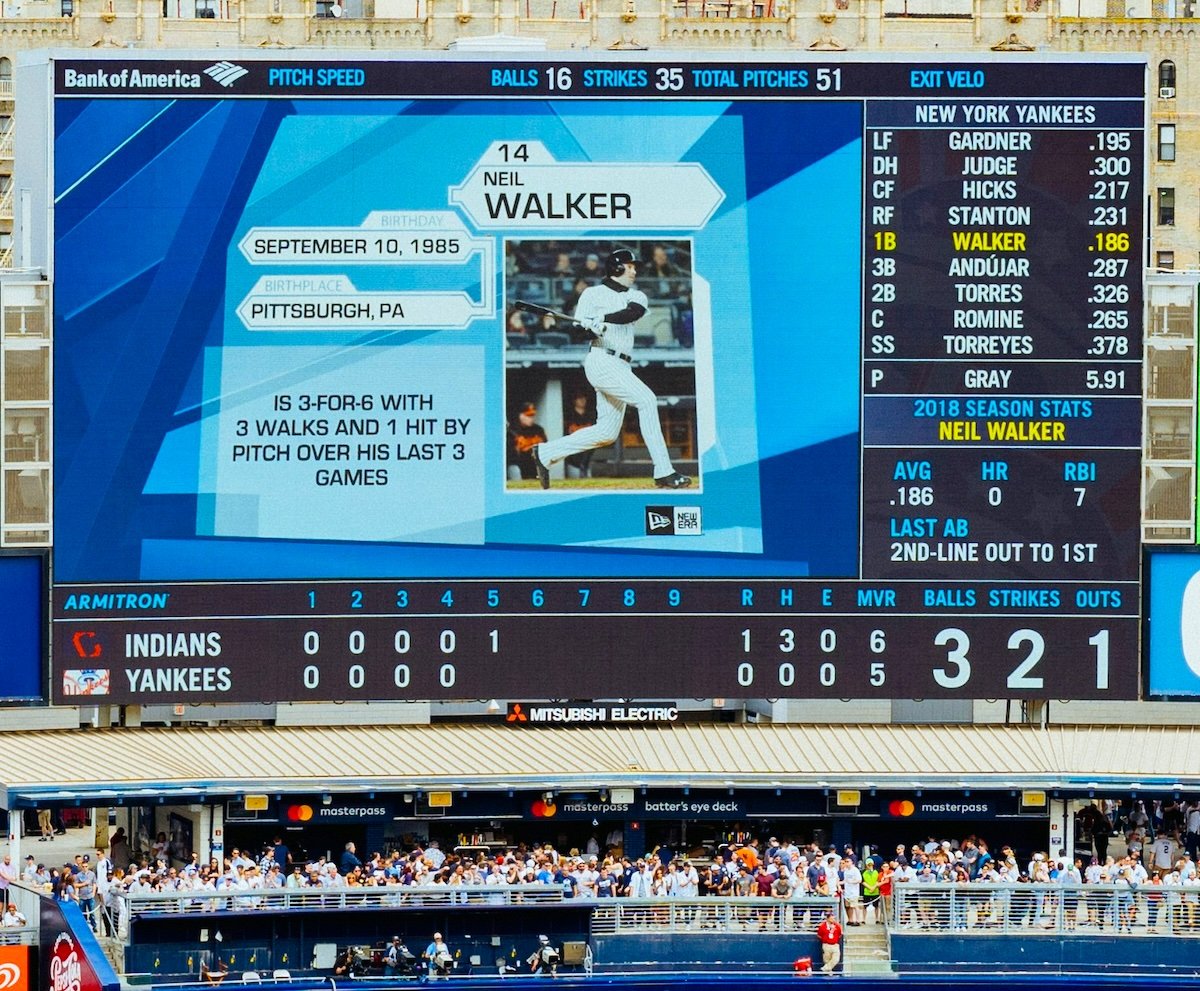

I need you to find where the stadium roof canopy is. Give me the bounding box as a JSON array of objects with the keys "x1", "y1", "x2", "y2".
[{"x1": 2, "y1": 723, "x2": 1197, "y2": 807}]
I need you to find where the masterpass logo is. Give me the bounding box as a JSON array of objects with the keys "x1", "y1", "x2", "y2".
[{"x1": 205, "y1": 61, "x2": 249, "y2": 87}]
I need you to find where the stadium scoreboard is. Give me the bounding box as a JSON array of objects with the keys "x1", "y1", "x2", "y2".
[{"x1": 40, "y1": 55, "x2": 1145, "y2": 704}]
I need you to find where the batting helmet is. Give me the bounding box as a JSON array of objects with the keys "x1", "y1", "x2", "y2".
[{"x1": 606, "y1": 249, "x2": 636, "y2": 277}]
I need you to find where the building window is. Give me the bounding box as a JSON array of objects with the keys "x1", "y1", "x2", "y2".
[
  {"x1": 1159, "y1": 187, "x2": 1176, "y2": 225},
  {"x1": 1159, "y1": 60, "x2": 1176, "y2": 97},
  {"x1": 1159, "y1": 124, "x2": 1176, "y2": 162},
  {"x1": 1157, "y1": 250, "x2": 1175, "y2": 271},
  {"x1": 195, "y1": 0, "x2": 217, "y2": 14}
]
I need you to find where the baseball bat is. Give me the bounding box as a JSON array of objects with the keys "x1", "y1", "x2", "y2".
[{"x1": 513, "y1": 300, "x2": 578, "y2": 324}]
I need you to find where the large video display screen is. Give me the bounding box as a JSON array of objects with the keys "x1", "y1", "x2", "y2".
[{"x1": 49, "y1": 56, "x2": 1144, "y2": 703}]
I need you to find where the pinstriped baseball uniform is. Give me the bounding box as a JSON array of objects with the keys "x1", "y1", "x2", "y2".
[{"x1": 535, "y1": 277, "x2": 677, "y2": 479}]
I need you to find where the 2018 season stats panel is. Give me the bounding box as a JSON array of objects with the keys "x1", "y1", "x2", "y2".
[{"x1": 47, "y1": 55, "x2": 1145, "y2": 705}]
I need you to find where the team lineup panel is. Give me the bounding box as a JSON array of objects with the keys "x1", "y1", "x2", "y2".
[{"x1": 48, "y1": 57, "x2": 1144, "y2": 703}]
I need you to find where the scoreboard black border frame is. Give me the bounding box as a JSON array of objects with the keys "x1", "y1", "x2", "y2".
[{"x1": 43, "y1": 53, "x2": 1148, "y2": 705}]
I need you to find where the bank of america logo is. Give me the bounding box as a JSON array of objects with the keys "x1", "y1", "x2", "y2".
[{"x1": 205, "y1": 61, "x2": 248, "y2": 87}]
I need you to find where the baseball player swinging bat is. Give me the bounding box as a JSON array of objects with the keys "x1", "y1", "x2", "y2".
[
  {"x1": 513, "y1": 300, "x2": 583, "y2": 326},
  {"x1": 527, "y1": 248, "x2": 692, "y2": 490}
]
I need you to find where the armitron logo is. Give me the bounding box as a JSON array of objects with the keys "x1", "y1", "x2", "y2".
[
  {"x1": 887, "y1": 800, "x2": 916, "y2": 817},
  {"x1": 285, "y1": 804, "x2": 314, "y2": 822},
  {"x1": 505, "y1": 703, "x2": 528, "y2": 723},
  {"x1": 204, "y1": 61, "x2": 249, "y2": 87}
]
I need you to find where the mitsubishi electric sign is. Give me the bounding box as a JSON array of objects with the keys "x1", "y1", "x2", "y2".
[{"x1": 505, "y1": 702, "x2": 679, "y2": 725}]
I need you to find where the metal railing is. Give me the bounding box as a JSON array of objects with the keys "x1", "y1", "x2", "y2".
[
  {"x1": 123, "y1": 882, "x2": 567, "y2": 918},
  {"x1": 0, "y1": 926, "x2": 36, "y2": 945},
  {"x1": 591, "y1": 896, "x2": 842, "y2": 934},
  {"x1": 890, "y1": 882, "x2": 1198, "y2": 936}
]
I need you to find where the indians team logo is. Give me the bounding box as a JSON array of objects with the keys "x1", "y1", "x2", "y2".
[{"x1": 50, "y1": 934, "x2": 83, "y2": 991}]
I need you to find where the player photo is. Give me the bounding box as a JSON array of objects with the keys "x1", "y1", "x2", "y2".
[{"x1": 504, "y1": 239, "x2": 698, "y2": 492}]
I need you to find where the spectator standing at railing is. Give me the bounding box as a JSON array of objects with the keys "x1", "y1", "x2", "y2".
[
  {"x1": 109, "y1": 827, "x2": 128, "y2": 870},
  {"x1": 1162, "y1": 869, "x2": 1183, "y2": 932},
  {"x1": 94, "y1": 849, "x2": 114, "y2": 936},
  {"x1": 76, "y1": 858, "x2": 97, "y2": 930},
  {"x1": 55, "y1": 868, "x2": 77, "y2": 906},
  {"x1": 2, "y1": 902, "x2": 26, "y2": 927},
  {"x1": 627, "y1": 860, "x2": 653, "y2": 898},
  {"x1": 1060, "y1": 858, "x2": 1082, "y2": 930},
  {"x1": 0, "y1": 856, "x2": 15, "y2": 898},
  {"x1": 1114, "y1": 866, "x2": 1137, "y2": 932},
  {"x1": 676, "y1": 860, "x2": 700, "y2": 899},
  {"x1": 842, "y1": 858, "x2": 864, "y2": 925},
  {"x1": 1152, "y1": 830, "x2": 1179, "y2": 877},
  {"x1": 861, "y1": 860, "x2": 880, "y2": 924},
  {"x1": 733, "y1": 839, "x2": 760, "y2": 872},
  {"x1": 816, "y1": 909, "x2": 842, "y2": 973},
  {"x1": 1145, "y1": 872, "x2": 1165, "y2": 931},
  {"x1": 339, "y1": 842, "x2": 362, "y2": 875},
  {"x1": 1182, "y1": 868, "x2": 1200, "y2": 931},
  {"x1": 553, "y1": 865, "x2": 578, "y2": 899}
]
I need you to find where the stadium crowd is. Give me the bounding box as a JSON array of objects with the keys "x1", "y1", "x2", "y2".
[{"x1": 20, "y1": 796, "x2": 1200, "y2": 939}]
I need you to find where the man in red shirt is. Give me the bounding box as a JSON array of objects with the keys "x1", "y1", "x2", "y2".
[{"x1": 817, "y1": 909, "x2": 843, "y2": 973}]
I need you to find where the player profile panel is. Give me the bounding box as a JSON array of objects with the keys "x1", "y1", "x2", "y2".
[
  {"x1": 50, "y1": 93, "x2": 860, "y2": 582},
  {"x1": 209, "y1": 129, "x2": 743, "y2": 554}
]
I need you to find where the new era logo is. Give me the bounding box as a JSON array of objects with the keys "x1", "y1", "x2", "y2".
[
  {"x1": 645, "y1": 506, "x2": 702, "y2": 536},
  {"x1": 205, "y1": 61, "x2": 249, "y2": 87}
]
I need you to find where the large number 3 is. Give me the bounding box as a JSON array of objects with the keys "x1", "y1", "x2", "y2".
[{"x1": 932, "y1": 628, "x2": 971, "y2": 689}]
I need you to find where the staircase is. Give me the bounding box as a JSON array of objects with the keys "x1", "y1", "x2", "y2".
[
  {"x1": 96, "y1": 935, "x2": 124, "y2": 975},
  {"x1": 841, "y1": 921, "x2": 895, "y2": 977}
]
